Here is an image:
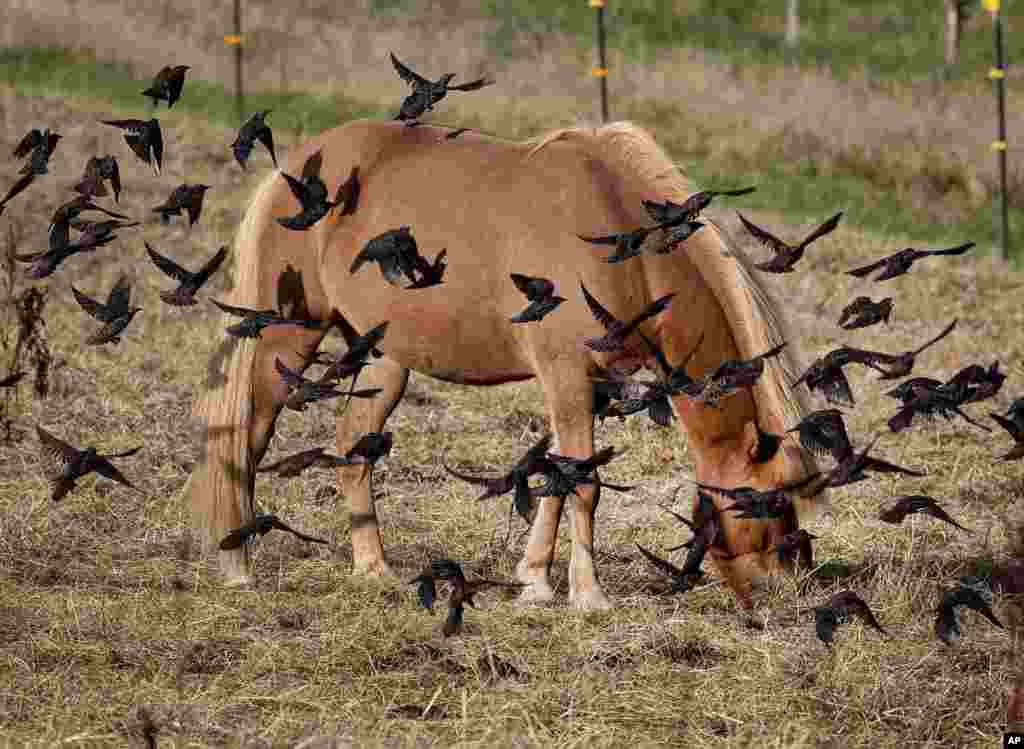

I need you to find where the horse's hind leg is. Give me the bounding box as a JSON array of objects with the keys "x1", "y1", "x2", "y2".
[{"x1": 335, "y1": 356, "x2": 409, "y2": 577}]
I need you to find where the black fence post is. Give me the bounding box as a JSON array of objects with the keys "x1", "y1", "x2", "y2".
[
  {"x1": 225, "y1": 0, "x2": 244, "y2": 125},
  {"x1": 985, "y1": 0, "x2": 1010, "y2": 260}
]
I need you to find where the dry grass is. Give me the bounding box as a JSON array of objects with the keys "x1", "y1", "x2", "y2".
[{"x1": 0, "y1": 77, "x2": 1019, "y2": 748}]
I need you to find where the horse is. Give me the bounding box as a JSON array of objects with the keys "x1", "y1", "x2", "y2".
[{"x1": 182, "y1": 118, "x2": 826, "y2": 609}]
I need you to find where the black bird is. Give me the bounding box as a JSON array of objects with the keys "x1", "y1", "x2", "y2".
[
  {"x1": 872, "y1": 319, "x2": 958, "y2": 380},
  {"x1": 344, "y1": 432, "x2": 394, "y2": 466},
  {"x1": 792, "y1": 346, "x2": 895, "y2": 407},
  {"x1": 530, "y1": 447, "x2": 634, "y2": 501},
  {"x1": 257, "y1": 447, "x2": 361, "y2": 478},
  {"x1": 738, "y1": 211, "x2": 843, "y2": 273},
  {"x1": 16, "y1": 232, "x2": 119, "y2": 280},
  {"x1": 276, "y1": 150, "x2": 344, "y2": 231},
  {"x1": 642, "y1": 186, "x2": 756, "y2": 227},
  {"x1": 101, "y1": 118, "x2": 163, "y2": 176},
  {"x1": 141, "y1": 65, "x2": 190, "y2": 108},
  {"x1": 389, "y1": 52, "x2": 495, "y2": 124},
  {"x1": 311, "y1": 318, "x2": 388, "y2": 381},
  {"x1": 770, "y1": 529, "x2": 817, "y2": 569},
  {"x1": 274, "y1": 357, "x2": 371, "y2": 412},
  {"x1": 37, "y1": 425, "x2": 141, "y2": 502},
  {"x1": 411, "y1": 560, "x2": 523, "y2": 636},
  {"x1": 577, "y1": 224, "x2": 663, "y2": 264},
  {"x1": 884, "y1": 377, "x2": 944, "y2": 406},
  {"x1": 786, "y1": 408, "x2": 853, "y2": 460},
  {"x1": 824, "y1": 434, "x2": 924, "y2": 488},
  {"x1": 635, "y1": 543, "x2": 705, "y2": 594},
  {"x1": 408, "y1": 249, "x2": 447, "y2": 289},
  {"x1": 934, "y1": 578, "x2": 1004, "y2": 646},
  {"x1": 211, "y1": 299, "x2": 323, "y2": 339},
  {"x1": 662, "y1": 491, "x2": 725, "y2": 578},
  {"x1": 153, "y1": 184, "x2": 210, "y2": 226},
  {"x1": 847, "y1": 242, "x2": 975, "y2": 281},
  {"x1": 349, "y1": 226, "x2": 423, "y2": 288},
  {"x1": 581, "y1": 283, "x2": 675, "y2": 353},
  {"x1": 946, "y1": 360, "x2": 1006, "y2": 405},
  {"x1": 410, "y1": 572, "x2": 438, "y2": 612},
  {"x1": 0, "y1": 173, "x2": 36, "y2": 218},
  {"x1": 510, "y1": 274, "x2": 567, "y2": 323},
  {"x1": 837, "y1": 296, "x2": 893, "y2": 330},
  {"x1": 694, "y1": 473, "x2": 823, "y2": 520},
  {"x1": 444, "y1": 434, "x2": 553, "y2": 521},
  {"x1": 231, "y1": 110, "x2": 278, "y2": 170},
  {"x1": 219, "y1": 512, "x2": 329, "y2": 550},
  {"x1": 72, "y1": 275, "x2": 143, "y2": 346},
  {"x1": 146, "y1": 242, "x2": 228, "y2": 306},
  {"x1": 47, "y1": 195, "x2": 131, "y2": 255},
  {"x1": 879, "y1": 495, "x2": 972, "y2": 532},
  {"x1": 888, "y1": 381, "x2": 990, "y2": 434},
  {"x1": 13, "y1": 128, "x2": 61, "y2": 175},
  {"x1": 73, "y1": 155, "x2": 122, "y2": 203},
  {"x1": 683, "y1": 342, "x2": 788, "y2": 408},
  {"x1": 814, "y1": 590, "x2": 888, "y2": 648},
  {"x1": 445, "y1": 127, "x2": 471, "y2": 140},
  {"x1": 989, "y1": 411, "x2": 1024, "y2": 460}
]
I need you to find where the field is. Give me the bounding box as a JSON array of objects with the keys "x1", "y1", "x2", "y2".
[{"x1": 0, "y1": 3, "x2": 1022, "y2": 747}]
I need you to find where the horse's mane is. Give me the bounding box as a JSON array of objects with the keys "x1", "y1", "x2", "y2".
[{"x1": 526, "y1": 122, "x2": 810, "y2": 436}]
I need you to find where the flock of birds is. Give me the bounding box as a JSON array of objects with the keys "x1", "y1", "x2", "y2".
[{"x1": 0, "y1": 55, "x2": 1015, "y2": 646}]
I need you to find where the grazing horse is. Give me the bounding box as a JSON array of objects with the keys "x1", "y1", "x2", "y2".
[{"x1": 183, "y1": 119, "x2": 825, "y2": 609}]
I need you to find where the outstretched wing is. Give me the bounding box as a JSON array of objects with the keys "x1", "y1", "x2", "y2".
[
  {"x1": 12, "y1": 129, "x2": 42, "y2": 159},
  {"x1": 579, "y1": 282, "x2": 618, "y2": 330},
  {"x1": 195, "y1": 245, "x2": 229, "y2": 285},
  {"x1": 389, "y1": 52, "x2": 429, "y2": 86},
  {"x1": 106, "y1": 275, "x2": 132, "y2": 315},
  {"x1": 145, "y1": 241, "x2": 191, "y2": 282},
  {"x1": 0, "y1": 173, "x2": 35, "y2": 207},
  {"x1": 736, "y1": 211, "x2": 788, "y2": 255},
  {"x1": 576, "y1": 232, "x2": 622, "y2": 246},
  {"x1": 923, "y1": 241, "x2": 975, "y2": 258},
  {"x1": 71, "y1": 286, "x2": 105, "y2": 321},
  {"x1": 635, "y1": 542, "x2": 686, "y2": 579},
  {"x1": 274, "y1": 357, "x2": 307, "y2": 388},
  {"x1": 211, "y1": 298, "x2": 277, "y2": 318},
  {"x1": 448, "y1": 76, "x2": 495, "y2": 92},
  {"x1": 845, "y1": 256, "x2": 889, "y2": 278},
  {"x1": 300, "y1": 149, "x2": 323, "y2": 182},
  {"x1": 36, "y1": 425, "x2": 81, "y2": 465}
]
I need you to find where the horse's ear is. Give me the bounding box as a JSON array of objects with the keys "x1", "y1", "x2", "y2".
[{"x1": 742, "y1": 421, "x2": 782, "y2": 464}]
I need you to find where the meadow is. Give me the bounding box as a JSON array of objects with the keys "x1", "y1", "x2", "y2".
[{"x1": 0, "y1": 2, "x2": 1021, "y2": 747}]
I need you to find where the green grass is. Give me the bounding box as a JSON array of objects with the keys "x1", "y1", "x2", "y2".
[
  {"x1": 1, "y1": 46, "x2": 1017, "y2": 260},
  {"x1": 472, "y1": 0, "x2": 1019, "y2": 81}
]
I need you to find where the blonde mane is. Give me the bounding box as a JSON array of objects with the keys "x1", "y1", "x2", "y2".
[{"x1": 527, "y1": 122, "x2": 810, "y2": 435}]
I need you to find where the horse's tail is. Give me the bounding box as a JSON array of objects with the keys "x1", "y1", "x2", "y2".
[{"x1": 182, "y1": 171, "x2": 278, "y2": 583}]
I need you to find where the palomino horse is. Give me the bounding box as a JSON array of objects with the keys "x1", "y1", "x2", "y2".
[{"x1": 184, "y1": 119, "x2": 825, "y2": 609}]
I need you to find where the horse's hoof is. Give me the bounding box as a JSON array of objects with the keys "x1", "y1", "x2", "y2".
[
  {"x1": 569, "y1": 588, "x2": 614, "y2": 610},
  {"x1": 515, "y1": 582, "x2": 556, "y2": 606},
  {"x1": 352, "y1": 559, "x2": 397, "y2": 579}
]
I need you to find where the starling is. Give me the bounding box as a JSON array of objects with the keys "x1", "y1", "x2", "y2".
[
  {"x1": 580, "y1": 283, "x2": 675, "y2": 353},
  {"x1": 408, "y1": 248, "x2": 447, "y2": 289},
  {"x1": 888, "y1": 381, "x2": 990, "y2": 433},
  {"x1": 946, "y1": 360, "x2": 1005, "y2": 405},
  {"x1": 219, "y1": 512, "x2": 329, "y2": 550},
  {"x1": 72, "y1": 275, "x2": 143, "y2": 345},
  {"x1": 36, "y1": 425, "x2": 141, "y2": 502},
  {"x1": 411, "y1": 559, "x2": 523, "y2": 636},
  {"x1": 792, "y1": 346, "x2": 895, "y2": 407},
  {"x1": 738, "y1": 210, "x2": 843, "y2": 273},
  {"x1": 577, "y1": 225, "x2": 662, "y2": 264},
  {"x1": 695, "y1": 473, "x2": 823, "y2": 519},
  {"x1": 444, "y1": 434, "x2": 552, "y2": 521},
  {"x1": 312, "y1": 318, "x2": 388, "y2": 381},
  {"x1": 101, "y1": 118, "x2": 163, "y2": 176},
  {"x1": 934, "y1": 578, "x2": 1004, "y2": 645},
  {"x1": 635, "y1": 542, "x2": 705, "y2": 594},
  {"x1": 349, "y1": 226, "x2": 423, "y2": 287},
  {"x1": 274, "y1": 357, "x2": 380, "y2": 412},
  {"x1": 344, "y1": 432, "x2": 394, "y2": 466},
  {"x1": 642, "y1": 186, "x2": 756, "y2": 227},
  {"x1": 824, "y1": 434, "x2": 923, "y2": 488},
  {"x1": 141, "y1": 65, "x2": 190, "y2": 108},
  {"x1": 389, "y1": 52, "x2": 495, "y2": 124},
  {"x1": 48, "y1": 195, "x2": 131, "y2": 255},
  {"x1": 146, "y1": 242, "x2": 228, "y2": 306},
  {"x1": 837, "y1": 296, "x2": 893, "y2": 330},
  {"x1": 509, "y1": 274, "x2": 566, "y2": 323},
  {"x1": 662, "y1": 490, "x2": 726, "y2": 576},
  {"x1": 814, "y1": 590, "x2": 888, "y2": 648},
  {"x1": 73, "y1": 155, "x2": 121, "y2": 203},
  {"x1": 879, "y1": 495, "x2": 972, "y2": 532},
  {"x1": 847, "y1": 242, "x2": 975, "y2": 281},
  {"x1": 683, "y1": 342, "x2": 788, "y2": 408},
  {"x1": 231, "y1": 110, "x2": 278, "y2": 170},
  {"x1": 13, "y1": 128, "x2": 61, "y2": 176},
  {"x1": 529, "y1": 447, "x2": 634, "y2": 501},
  {"x1": 872, "y1": 319, "x2": 958, "y2": 380},
  {"x1": 153, "y1": 184, "x2": 210, "y2": 227},
  {"x1": 770, "y1": 529, "x2": 817, "y2": 569},
  {"x1": 210, "y1": 299, "x2": 323, "y2": 339}
]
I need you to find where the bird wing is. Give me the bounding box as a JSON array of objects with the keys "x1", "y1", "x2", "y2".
[
  {"x1": 211, "y1": 298, "x2": 277, "y2": 318},
  {"x1": 281, "y1": 172, "x2": 309, "y2": 206},
  {"x1": 389, "y1": 52, "x2": 429, "y2": 86},
  {"x1": 579, "y1": 282, "x2": 618, "y2": 330},
  {"x1": 923, "y1": 241, "x2": 975, "y2": 258},
  {"x1": 619, "y1": 293, "x2": 675, "y2": 338},
  {"x1": 145, "y1": 241, "x2": 191, "y2": 283},
  {"x1": 71, "y1": 286, "x2": 105, "y2": 321},
  {"x1": 36, "y1": 425, "x2": 81, "y2": 465},
  {"x1": 256, "y1": 122, "x2": 278, "y2": 167},
  {"x1": 107, "y1": 156, "x2": 122, "y2": 201},
  {"x1": 333, "y1": 165, "x2": 360, "y2": 216},
  {"x1": 274, "y1": 357, "x2": 307, "y2": 388},
  {"x1": 269, "y1": 516, "x2": 329, "y2": 544},
  {"x1": 90, "y1": 458, "x2": 135, "y2": 488},
  {"x1": 448, "y1": 76, "x2": 495, "y2": 92},
  {"x1": 635, "y1": 542, "x2": 687, "y2": 579},
  {"x1": 576, "y1": 232, "x2": 622, "y2": 246},
  {"x1": 106, "y1": 274, "x2": 132, "y2": 316},
  {"x1": 301, "y1": 150, "x2": 323, "y2": 182},
  {"x1": 195, "y1": 245, "x2": 229, "y2": 286},
  {"x1": 0, "y1": 173, "x2": 35, "y2": 207},
  {"x1": 736, "y1": 212, "x2": 789, "y2": 255},
  {"x1": 845, "y1": 256, "x2": 889, "y2": 278},
  {"x1": 799, "y1": 211, "x2": 843, "y2": 248},
  {"x1": 910, "y1": 318, "x2": 957, "y2": 357},
  {"x1": 641, "y1": 199, "x2": 677, "y2": 224},
  {"x1": 990, "y1": 412, "x2": 1024, "y2": 441},
  {"x1": 12, "y1": 129, "x2": 42, "y2": 159}
]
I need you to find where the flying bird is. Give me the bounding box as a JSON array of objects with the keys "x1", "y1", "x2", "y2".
[
  {"x1": 211, "y1": 299, "x2": 323, "y2": 339},
  {"x1": 529, "y1": 447, "x2": 634, "y2": 502},
  {"x1": 872, "y1": 319, "x2": 958, "y2": 380},
  {"x1": 738, "y1": 210, "x2": 843, "y2": 273},
  {"x1": 13, "y1": 128, "x2": 61, "y2": 175},
  {"x1": 934, "y1": 578, "x2": 1004, "y2": 646},
  {"x1": 580, "y1": 283, "x2": 675, "y2": 353},
  {"x1": 879, "y1": 495, "x2": 972, "y2": 532},
  {"x1": 274, "y1": 357, "x2": 380, "y2": 412},
  {"x1": 635, "y1": 542, "x2": 705, "y2": 594},
  {"x1": 888, "y1": 381, "x2": 990, "y2": 433},
  {"x1": 792, "y1": 346, "x2": 895, "y2": 407},
  {"x1": 101, "y1": 118, "x2": 163, "y2": 176},
  {"x1": 989, "y1": 411, "x2": 1024, "y2": 460},
  {"x1": 824, "y1": 434, "x2": 924, "y2": 488},
  {"x1": 662, "y1": 491, "x2": 726, "y2": 579},
  {"x1": 770, "y1": 528, "x2": 817, "y2": 569},
  {"x1": 350, "y1": 226, "x2": 427, "y2": 288},
  {"x1": 837, "y1": 296, "x2": 893, "y2": 330},
  {"x1": 276, "y1": 150, "x2": 346, "y2": 231},
  {"x1": 219, "y1": 512, "x2": 329, "y2": 550},
  {"x1": 141, "y1": 65, "x2": 190, "y2": 108},
  {"x1": 343, "y1": 432, "x2": 394, "y2": 466},
  {"x1": 0, "y1": 173, "x2": 36, "y2": 218},
  {"x1": 71, "y1": 275, "x2": 143, "y2": 346},
  {"x1": 694, "y1": 473, "x2": 823, "y2": 519},
  {"x1": 444, "y1": 434, "x2": 552, "y2": 521},
  {"x1": 846, "y1": 242, "x2": 975, "y2": 281},
  {"x1": 146, "y1": 242, "x2": 228, "y2": 306},
  {"x1": 153, "y1": 184, "x2": 210, "y2": 226},
  {"x1": 311, "y1": 318, "x2": 388, "y2": 381},
  {"x1": 411, "y1": 559, "x2": 524, "y2": 636},
  {"x1": 408, "y1": 248, "x2": 447, "y2": 289},
  {"x1": 945, "y1": 360, "x2": 1006, "y2": 405},
  {"x1": 814, "y1": 590, "x2": 888, "y2": 648},
  {"x1": 509, "y1": 274, "x2": 566, "y2": 323},
  {"x1": 257, "y1": 447, "x2": 361, "y2": 478},
  {"x1": 73, "y1": 155, "x2": 122, "y2": 203},
  {"x1": 389, "y1": 52, "x2": 495, "y2": 124},
  {"x1": 36, "y1": 425, "x2": 141, "y2": 502},
  {"x1": 683, "y1": 342, "x2": 788, "y2": 408},
  {"x1": 642, "y1": 186, "x2": 756, "y2": 227},
  {"x1": 231, "y1": 110, "x2": 278, "y2": 170}
]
